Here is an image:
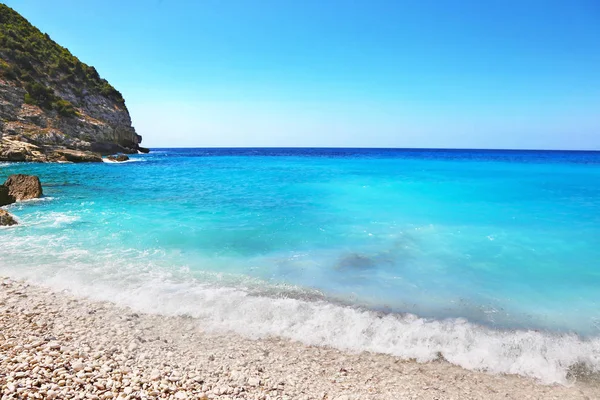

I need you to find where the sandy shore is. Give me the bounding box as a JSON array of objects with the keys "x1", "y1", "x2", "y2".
[{"x1": 0, "y1": 278, "x2": 597, "y2": 400}]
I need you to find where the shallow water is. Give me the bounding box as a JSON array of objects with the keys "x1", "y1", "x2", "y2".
[{"x1": 1, "y1": 148, "x2": 600, "y2": 383}]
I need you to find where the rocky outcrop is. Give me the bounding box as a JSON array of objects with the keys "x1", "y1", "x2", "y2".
[
  {"x1": 0, "y1": 209, "x2": 18, "y2": 226},
  {"x1": 0, "y1": 4, "x2": 147, "y2": 162},
  {"x1": 106, "y1": 154, "x2": 129, "y2": 162},
  {"x1": 0, "y1": 174, "x2": 43, "y2": 225},
  {"x1": 3, "y1": 174, "x2": 42, "y2": 201},
  {"x1": 0, "y1": 83, "x2": 142, "y2": 162},
  {"x1": 53, "y1": 148, "x2": 102, "y2": 163}
]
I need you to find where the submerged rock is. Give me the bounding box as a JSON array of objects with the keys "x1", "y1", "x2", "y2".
[
  {"x1": 0, "y1": 209, "x2": 18, "y2": 226},
  {"x1": 3, "y1": 174, "x2": 43, "y2": 201}
]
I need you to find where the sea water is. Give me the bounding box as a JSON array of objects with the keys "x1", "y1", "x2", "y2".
[{"x1": 1, "y1": 148, "x2": 599, "y2": 383}]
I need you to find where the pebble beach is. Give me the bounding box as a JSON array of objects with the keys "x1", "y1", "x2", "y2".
[{"x1": 1, "y1": 278, "x2": 598, "y2": 400}]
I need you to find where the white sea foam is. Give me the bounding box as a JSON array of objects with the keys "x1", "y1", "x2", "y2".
[
  {"x1": 15, "y1": 211, "x2": 81, "y2": 227},
  {"x1": 0, "y1": 162, "x2": 10, "y2": 168},
  {"x1": 0, "y1": 223, "x2": 19, "y2": 230},
  {"x1": 0, "y1": 212, "x2": 598, "y2": 385},
  {"x1": 102, "y1": 158, "x2": 146, "y2": 164},
  {"x1": 0, "y1": 244, "x2": 597, "y2": 385},
  {"x1": 19, "y1": 196, "x2": 56, "y2": 203}
]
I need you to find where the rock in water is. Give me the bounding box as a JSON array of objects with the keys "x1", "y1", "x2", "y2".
[
  {"x1": 0, "y1": 209, "x2": 18, "y2": 226},
  {"x1": 53, "y1": 149, "x2": 103, "y2": 163},
  {"x1": 107, "y1": 154, "x2": 129, "y2": 162},
  {"x1": 3, "y1": 174, "x2": 43, "y2": 201},
  {"x1": 0, "y1": 4, "x2": 147, "y2": 162}
]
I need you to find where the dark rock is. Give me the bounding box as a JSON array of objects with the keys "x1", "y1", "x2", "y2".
[
  {"x1": 107, "y1": 154, "x2": 129, "y2": 162},
  {"x1": 138, "y1": 146, "x2": 150, "y2": 154},
  {"x1": 3, "y1": 174, "x2": 43, "y2": 201},
  {"x1": 121, "y1": 147, "x2": 138, "y2": 155},
  {"x1": 119, "y1": 139, "x2": 138, "y2": 150},
  {"x1": 91, "y1": 142, "x2": 135, "y2": 156},
  {"x1": 0, "y1": 209, "x2": 18, "y2": 226},
  {"x1": 0, "y1": 186, "x2": 11, "y2": 207}
]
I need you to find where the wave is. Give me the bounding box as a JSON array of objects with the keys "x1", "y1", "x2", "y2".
[
  {"x1": 102, "y1": 158, "x2": 146, "y2": 164},
  {"x1": 20, "y1": 196, "x2": 55, "y2": 203},
  {"x1": 1, "y1": 213, "x2": 599, "y2": 385},
  {"x1": 0, "y1": 247, "x2": 597, "y2": 385},
  {"x1": 14, "y1": 211, "x2": 80, "y2": 227}
]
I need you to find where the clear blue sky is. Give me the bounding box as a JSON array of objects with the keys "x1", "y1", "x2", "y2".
[{"x1": 5, "y1": 0, "x2": 600, "y2": 149}]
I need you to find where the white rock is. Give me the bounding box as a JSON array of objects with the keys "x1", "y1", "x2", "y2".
[
  {"x1": 150, "y1": 369, "x2": 161, "y2": 381},
  {"x1": 248, "y1": 377, "x2": 261, "y2": 387},
  {"x1": 72, "y1": 362, "x2": 85, "y2": 372},
  {"x1": 46, "y1": 341, "x2": 61, "y2": 350}
]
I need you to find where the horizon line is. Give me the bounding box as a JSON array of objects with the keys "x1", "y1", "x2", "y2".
[{"x1": 143, "y1": 146, "x2": 600, "y2": 152}]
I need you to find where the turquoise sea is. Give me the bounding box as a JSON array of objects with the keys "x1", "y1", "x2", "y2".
[{"x1": 1, "y1": 148, "x2": 600, "y2": 383}]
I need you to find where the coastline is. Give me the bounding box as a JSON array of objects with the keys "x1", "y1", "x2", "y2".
[{"x1": 1, "y1": 278, "x2": 597, "y2": 399}]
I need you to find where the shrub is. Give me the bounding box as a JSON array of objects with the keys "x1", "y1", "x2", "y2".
[
  {"x1": 52, "y1": 98, "x2": 78, "y2": 117},
  {"x1": 0, "y1": 4, "x2": 125, "y2": 105},
  {"x1": 23, "y1": 82, "x2": 78, "y2": 117},
  {"x1": 23, "y1": 92, "x2": 34, "y2": 104},
  {"x1": 25, "y1": 82, "x2": 54, "y2": 108}
]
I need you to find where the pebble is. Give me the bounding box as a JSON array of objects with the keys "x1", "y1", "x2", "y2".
[
  {"x1": 0, "y1": 277, "x2": 596, "y2": 400},
  {"x1": 248, "y1": 377, "x2": 261, "y2": 387}
]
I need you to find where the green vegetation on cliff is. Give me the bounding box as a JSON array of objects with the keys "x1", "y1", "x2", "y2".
[{"x1": 0, "y1": 3, "x2": 124, "y2": 117}]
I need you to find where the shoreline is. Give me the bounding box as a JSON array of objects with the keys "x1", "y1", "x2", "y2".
[{"x1": 1, "y1": 277, "x2": 598, "y2": 399}]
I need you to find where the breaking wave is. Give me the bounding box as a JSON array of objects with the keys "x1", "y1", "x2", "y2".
[{"x1": 0, "y1": 234, "x2": 598, "y2": 385}]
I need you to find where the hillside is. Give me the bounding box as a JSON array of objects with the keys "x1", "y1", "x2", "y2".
[{"x1": 0, "y1": 3, "x2": 147, "y2": 162}]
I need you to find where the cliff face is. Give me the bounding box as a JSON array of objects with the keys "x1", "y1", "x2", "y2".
[{"x1": 0, "y1": 4, "x2": 147, "y2": 162}]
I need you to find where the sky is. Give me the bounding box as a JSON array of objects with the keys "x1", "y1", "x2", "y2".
[{"x1": 4, "y1": 0, "x2": 600, "y2": 149}]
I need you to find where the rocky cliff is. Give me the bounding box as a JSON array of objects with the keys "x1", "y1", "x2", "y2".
[{"x1": 0, "y1": 4, "x2": 147, "y2": 162}]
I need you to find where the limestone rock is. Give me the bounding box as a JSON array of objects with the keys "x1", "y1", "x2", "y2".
[
  {"x1": 3, "y1": 174, "x2": 43, "y2": 201},
  {"x1": 52, "y1": 149, "x2": 103, "y2": 163},
  {"x1": 0, "y1": 209, "x2": 18, "y2": 226},
  {"x1": 0, "y1": 5, "x2": 147, "y2": 163}
]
